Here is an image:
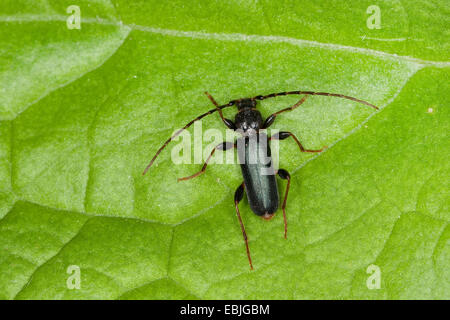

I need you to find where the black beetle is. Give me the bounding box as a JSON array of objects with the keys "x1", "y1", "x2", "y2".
[{"x1": 143, "y1": 91, "x2": 378, "y2": 269}]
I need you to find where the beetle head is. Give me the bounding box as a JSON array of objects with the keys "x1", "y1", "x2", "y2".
[{"x1": 234, "y1": 98, "x2": 257, "y2": 110}]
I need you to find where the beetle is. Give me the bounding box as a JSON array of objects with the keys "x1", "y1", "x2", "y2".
[{"x1": 143, "y1": 90, "x2": 378, "y2": 269}]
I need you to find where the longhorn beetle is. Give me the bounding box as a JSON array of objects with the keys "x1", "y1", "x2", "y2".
[{"x1": 143, "y1": 91, "x2": 378, "y2": 269}]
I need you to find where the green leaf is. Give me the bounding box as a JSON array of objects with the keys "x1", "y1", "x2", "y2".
[{"x1": 0, "y1": 0, "x2": 448, "y2": 299}]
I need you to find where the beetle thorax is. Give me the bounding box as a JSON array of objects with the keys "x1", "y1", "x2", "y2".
[
  {"x1": 235, "y1": 108, "x2": 263, "y2": 133},
  {"x1": 234, "y1": 99, "x2": 263, "y2": 133}
]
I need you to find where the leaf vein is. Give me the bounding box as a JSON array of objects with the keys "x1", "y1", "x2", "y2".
[{"x1": 12, "y1": 218, "x2": 91, "y2": 299}]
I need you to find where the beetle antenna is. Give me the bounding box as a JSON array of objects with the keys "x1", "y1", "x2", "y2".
[
  {"x1": 253, "y1": 91, "x2": 379, "y2": 110},
  {"x1": 142, "y1": 103, "x2": 233, "y2": 175},
  {"x1": 143, "y1": 90, "x2": 378, "y2": 175}
]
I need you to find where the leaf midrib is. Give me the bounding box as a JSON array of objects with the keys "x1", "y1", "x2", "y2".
[{"x1": 1, "y1": 14, "x2": 449, "y2": 67}]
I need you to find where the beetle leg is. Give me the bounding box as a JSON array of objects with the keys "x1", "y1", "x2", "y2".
[
  {"x1": 263, "y1": 96, "x2": 309, "y2": 128},
  {"x1": 234, "y1": 182, "x2": 253, "y2": 270},
  {"x1": 270, "y1": 131, "x2": 327, "y2": 153},
  {"x1": 277, "y1": 169, "x2": 291, "y2": 239},
  {"x1": 177, "y1": 141, "x2": 235, "y2": 181},
  {"x1": 204, "y1": 92, "x2": 236, "y2": 130}
]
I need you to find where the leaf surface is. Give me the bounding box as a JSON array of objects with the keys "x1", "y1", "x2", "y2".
[{"x1": 0, "y1": 0, "x2": 448, "y2": 299}]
